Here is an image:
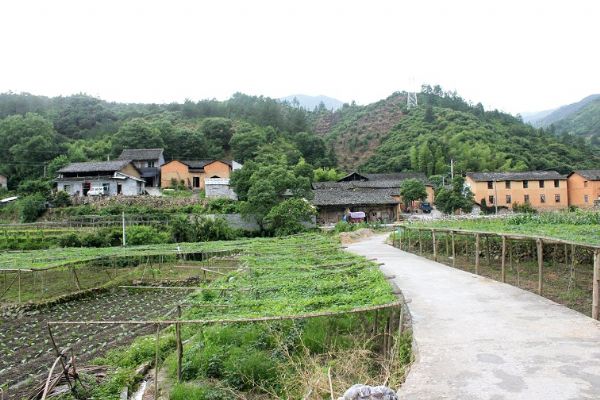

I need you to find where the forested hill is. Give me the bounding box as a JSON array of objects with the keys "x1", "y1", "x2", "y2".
[
  {"x1": 0, "y1": 92, "x2": 336, "y2": 188},
  {"x1": 310, "y1": 92, "x2": 407, "y2": 169},
  {"x1": 361, "y1": 91, "x2": 600, "y2": 176},
  {"x1": 531, "y1": 94, "x2": 600, "y2": 146}
]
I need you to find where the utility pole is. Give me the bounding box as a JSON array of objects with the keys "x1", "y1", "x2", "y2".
[
  {"x1": 122, "y1": 211, "x2": 126, "y2": 246},
  {"x1": 450, "y1": 159, "x2": 454, "y2": 179},
  {"x1": 43, "y1": 164, "x2": 47, "y2": 178}
]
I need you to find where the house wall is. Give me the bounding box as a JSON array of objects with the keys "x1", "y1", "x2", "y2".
[
  {"x1": 0, "y1": 175, "x2": 6, "y2": 189},
  {"x1": 202, "y1": 161, "x2": 232, "y2": 189},
  {"x1": 568, "y1": 173, "x2": 600, "y2": 208},
  {"x1": 465, "y1": 177, "x2": 568, "y2": 210},
  {"x1": 205, "y1": 179, "x2": 237, "y2": 199},
  {"x1": 161, "y1": 161, "x2": 190, "y2": 188},
  {"x1": 57, "y1": 178, "x2": 144, "y2": 196},
  {"x1": 119, "y1": 164, "x2": 141, "y2": 178},
  {"x1": 317, "y1": 204, "x2": 397, "y2": 225}
]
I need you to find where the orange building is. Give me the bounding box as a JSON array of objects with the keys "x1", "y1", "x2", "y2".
[
  {"x1": 161, "y1": 160, "x2": 238, "y2": 190},
  {"x1": 465, "y1": 171, "x2": 568, "y2": 211},
  {"x1": 567, "y1": 170, "x2": 600, "y2": 208}
]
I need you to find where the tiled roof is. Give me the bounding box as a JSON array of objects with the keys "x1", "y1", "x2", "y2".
[
  {"x1": 312, "y1": 188, "x2": 400, "y2": 206},
  {"x1": 571, "y1": 170, "x2": 600, "y2": 181},
  {"x1": 139, "y1": 167, "x2": 160, "y2": 178},
  {"x1": 466, "y1": 171, "x2": 566, "y2": 181},
  {"x1": 58, "y1": 160, "x2": 132, "y2": 173},
  {"x1": 118, "y1": 148, "x2": 164, "y2": 161}
]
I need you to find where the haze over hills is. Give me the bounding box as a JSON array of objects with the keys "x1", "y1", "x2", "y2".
[
  {"x1": 521, "y1": 94, "x2": 600, "y2": 146},
  {"x1": 280, "y1": 94, "x2": 344, "y2": 111}
]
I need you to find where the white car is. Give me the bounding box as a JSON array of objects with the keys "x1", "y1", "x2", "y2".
[{"x1": 87, "y1": 186, "x2": 106, "y2": 196}]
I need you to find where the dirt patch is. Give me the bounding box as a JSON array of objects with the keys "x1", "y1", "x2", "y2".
[{"x1": 339, "y1": 229, "x2": 374, "y2": 244}]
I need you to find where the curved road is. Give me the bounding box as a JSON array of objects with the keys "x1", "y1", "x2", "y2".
[{"x1": 347, "y1": 234, "x2": 600, "y2": 400}]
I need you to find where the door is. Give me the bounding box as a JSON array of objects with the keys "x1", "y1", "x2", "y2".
[
  {"x1": 193, "y1": 177, "x2": 200, "y2": 188},
  {"x1": 83, "y1": 182, "x2": 91, "y2": 196},
  {"x1": 117, "y1": 184, "x2": 122, "y2": 195}
]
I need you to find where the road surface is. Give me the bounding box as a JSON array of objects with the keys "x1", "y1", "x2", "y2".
[{"x1": 346, "y1": 234, "x2": 600, "y2": 400}]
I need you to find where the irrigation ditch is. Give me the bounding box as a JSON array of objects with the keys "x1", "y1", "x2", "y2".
[
  {"x1": 392, "y1": 226, "x2": 600, "y2": 319},
  {"x1": 0, "y1": 249, "x2": 239, "y2": 400}
]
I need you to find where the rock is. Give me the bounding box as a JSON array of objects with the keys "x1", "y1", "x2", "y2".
[{"x1": 338, "y1": 384, "x2": 398, "y2": 400}]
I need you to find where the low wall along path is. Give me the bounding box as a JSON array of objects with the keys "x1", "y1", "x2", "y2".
[{"x1": 346, "y1": 234, "x2": 600, "y2": 400}]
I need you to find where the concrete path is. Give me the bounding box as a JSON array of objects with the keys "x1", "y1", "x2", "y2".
[{"x1": 346, "y1": 234, "x2": 600, "y2": 400}]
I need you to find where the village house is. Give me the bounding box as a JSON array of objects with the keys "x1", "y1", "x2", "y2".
[
  {"x1": 56, "y1": 160, "x2": 146, "y2": 196},
  {"x1": 160, "y1": 160, "x2": 242, "y2": 196},
  {"x1": 465, "y1": 171, "x2": 568, "y2": 211},
  {"x1": 0, "y1": 174, "x2": 7, "y2": 189},
  {"x1": 567, "y1": 170, "x2": 600, "y2": 208},
  {"x1": 117, "y1": 148, "x2": 165, "y2": 188},
  {"x1": 312, "y1": 172, "x2": 435, "y2": 225}
]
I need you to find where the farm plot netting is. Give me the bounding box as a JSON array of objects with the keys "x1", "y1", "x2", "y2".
[
  {"x1": 46, "y1": 234, "x2": 406, "y2": 399},
  {"x1": 392, "y1": 228, "x2": 597, "y2": 317},
  {"x1": 0, "y1": 250, "x2": 239, "y2": 305}
]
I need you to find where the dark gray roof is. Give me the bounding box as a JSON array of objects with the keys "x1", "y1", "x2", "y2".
[
  {"x1": 172, "y1": 160, "x2": 233, "y2": 170},
  {"x1": 313, "y1": 172, "x2": 430, "y2": 190},
  {"x1": 312, "y1": 188, "x2": 400, "y2": 206},
  {"x1": 466, "y1": 171, "x2": 566, "y2": 182},
  {"x1": 58, "y1": 160, "x2": 133, "y2": 174},
  {"x1": 118, "y1": 148, "x2": 164, "y2": 161},
  {"x1": 571, "y1": 170, "x2": 600, "y2": 181},
  {"x1": 363, "y1": 172, "x2": 429, "y2": 181}
]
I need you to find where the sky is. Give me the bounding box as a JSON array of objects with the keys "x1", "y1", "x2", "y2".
[{"x1": 0, "y1": 0, "x2": 599, "y2": 114}]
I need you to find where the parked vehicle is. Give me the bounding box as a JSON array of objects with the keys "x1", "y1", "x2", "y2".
[
  {"x1": 420, "y1": 201, "x2": 432, "y2": 213},
  {"x1": 87, "y1": 186, "x2": 106, "y2": 196}
]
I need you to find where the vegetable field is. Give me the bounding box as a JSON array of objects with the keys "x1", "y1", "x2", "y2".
[{"x1": 31, "y1": 234, "x2": 410, "y2": 400}]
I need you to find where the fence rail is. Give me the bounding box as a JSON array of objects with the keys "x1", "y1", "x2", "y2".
[{"x1": 393, "y1": 225, "x2": 600, "y2": 320}]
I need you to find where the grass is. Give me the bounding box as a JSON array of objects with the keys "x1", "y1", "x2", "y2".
[
  {"x1": 408, "y1": 210, "x2": 600, "y2": 246},
  {"x1": 51, "y1": 234, "x2": 407, "y2": 399}
]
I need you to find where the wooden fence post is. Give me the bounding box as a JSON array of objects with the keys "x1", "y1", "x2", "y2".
[
  {"x1": 475, "y1": 233, "x2": 480, "y2": 275},
  {"x1": 418, "y1": 229, "x2": 423, "y2": 255},
  {"x1": 451, "y1": 231, "x2": 456, "y2": 267},
  {"x1": 501, "y1": 236, "x2": 506, "y2": 283},
  {"x1": 537, "y1": 239, "x2": 543, "y2": 295},
  {"x1": 176, "y1": 305, "x2": 183, "y2": 382},
  {"x1": 407, "y1": 228, "x2": 411, "y2": 252},
  {"x1": 155, "y1": 324, "x2": 160, "y2": 397},
  {"x1": 432, "y1": 230, "x2": 437, "y2": 262},
  {"x1": 592, "y1": 250, "x2": 600, "y2": 320}
]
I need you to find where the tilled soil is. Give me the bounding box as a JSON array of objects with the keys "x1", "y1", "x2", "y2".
[{"x1": 0, "y1": 287, "x2": 190, "y2": 399}]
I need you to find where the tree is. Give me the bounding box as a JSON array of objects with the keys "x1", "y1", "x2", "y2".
[
  {"x1": 230, "y1": 126, "x2": 267, "y2": 163},
  {"x1": 434, "y1": 176, "x2": 474, "y2": 214},
  {"x1": 201, "y1": 118, "x2": 234, "y2": 150},
  {"x1": 400, "y1": 179, "x2": 428, "y2": 212},
  {"x1": 111, "y1": 118, "x2": 164, "y2": 156},
  {"x1": 264, "y1": 198, "x2": 316, "y2": 236}
]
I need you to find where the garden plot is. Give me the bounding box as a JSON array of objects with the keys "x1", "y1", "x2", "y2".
[{"x1": 0, "y1": 287, "x2": 191, "y2": 399}]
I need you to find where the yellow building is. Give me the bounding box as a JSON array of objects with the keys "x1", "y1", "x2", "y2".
[
  {"x1": 567, "y1": 170, "x2": 600, "y2": 208},
  {"x1": 465, "y1": 171, "x2": 568, "y2": 211},
  {"x1": 161, "y1": 160, "x2": 237, "y2": 190}
]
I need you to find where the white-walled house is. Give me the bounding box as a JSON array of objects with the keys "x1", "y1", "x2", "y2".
[{"x1": 56, "y1": 160, "x2": 145, "y2": 196}]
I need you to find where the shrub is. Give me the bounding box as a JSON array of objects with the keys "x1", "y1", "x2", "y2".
[
  {"x1": 223, "y1": 347, "x2": 278, "y2": 390},
  {"x1": 264, "y1": 198, "x2": 316, "y2": 236},
  {"x1": 170, "y1": 383, "x2": 228, "y2": 400},
  {"x1": 58, "y1": 232, "x2": 82, "y2": 247},
  {"x1": 204, "y1": 198, "x2": 240, "y2": 214},
  {"x1": 126, "y1": 225, "x2": 170, "y2": 245},
  {"x1": 171, "y1": 216, "x2": 238, "y2": 242},
  {"x1": 19, "y1": 194, "x2": 47, "y2": 222},
  {"x1": 512, "y1": 202, "x2": 537, "y2": 214},
  {"x1": 52, "y1": 191, "x2": 72, "y2": 207}
]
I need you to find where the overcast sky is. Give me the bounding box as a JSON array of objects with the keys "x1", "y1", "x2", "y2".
[{"x1": 1, "y1": 0, "x2": 598, "y2": 114}]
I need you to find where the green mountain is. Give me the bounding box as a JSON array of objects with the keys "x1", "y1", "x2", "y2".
[
  {"x1": 534, "y1": 95, "x2": 600, "y2": 146},
  {"x1": 312, "y1": 88, "x2": 599, "y2": 175}
]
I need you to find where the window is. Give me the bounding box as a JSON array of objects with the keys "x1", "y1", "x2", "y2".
[
  {"x1": 539, "y1": 180, "x2": 545, "y2": 188},
  {"x1": 505, "y1": 181, "x2": 511, "y2": 189},
  {"x1": 524, "y1": 194, "x2": 530, "y2": 203},
  {"x1": 584, "y1": 181, "x2": 589, "y2": 188},
  {"x1": 487, "y1": 181, "x2": 493, "y2": 189},
  {"x1": 506, "y1": 195, "x2": 512, "y2": 204},
  {"x1": 102, "y1": 183, "x2": 110, "y2": 194},
  {"x1": 523, "y1": 180, "x2": 528, "y2": 188},
  {"x1": 555, "y1": 194, "x2": 561, "y2": 203},
  {"x1": 148, "y1": 161, "x2": 155, "y2": 168},
  {"x1": 554, "y1": 179, "x2": 560, "y2": 188},
  {"x1": 540, "y1": 194, "x2": 546, "y2": 203},
  {"x1": 63, "y1": 185, "x2": 71, "y2": 192},
  {"x1": 584, "y1": 195, "x2": 589, "y2": 203},
  {"x1": 488, "y1": 195, "x2": 494, "y2": 204}
]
